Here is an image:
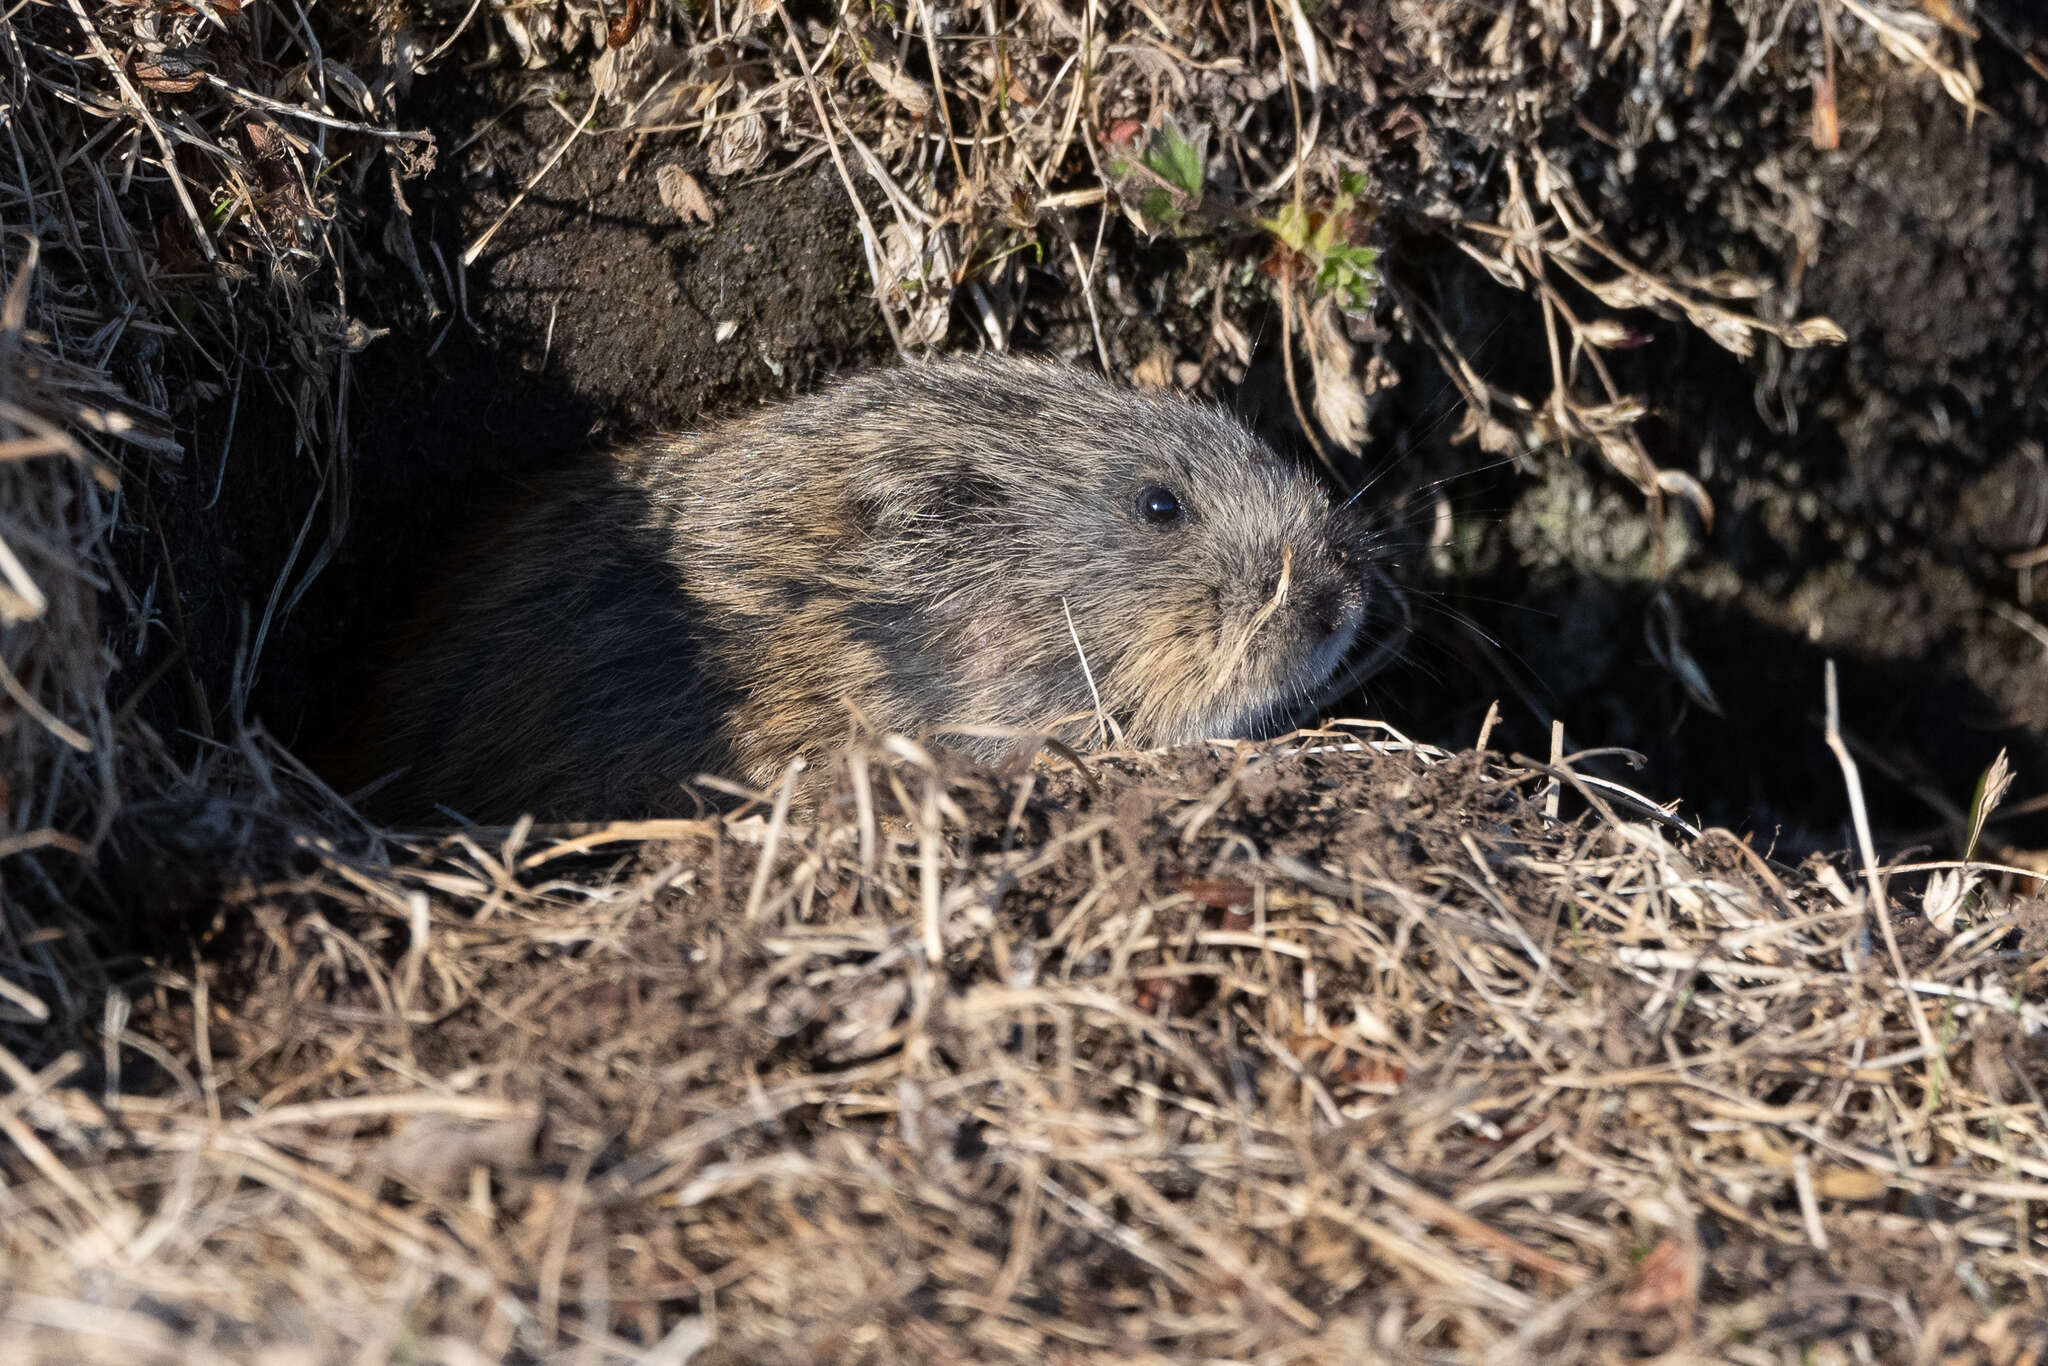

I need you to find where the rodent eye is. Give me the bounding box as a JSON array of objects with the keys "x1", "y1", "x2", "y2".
[{"x1": 1136, "y1": 485, "x2": 1184, "y2": 527}]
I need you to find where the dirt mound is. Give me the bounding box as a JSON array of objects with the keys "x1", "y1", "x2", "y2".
[{"x1": 12, "y1": 736, "x2": 2047, "y2": 1362}]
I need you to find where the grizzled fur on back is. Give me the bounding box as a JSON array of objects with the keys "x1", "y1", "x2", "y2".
[{"x1": 368, "y1": 355, "x2": 1373, "y2": 821}]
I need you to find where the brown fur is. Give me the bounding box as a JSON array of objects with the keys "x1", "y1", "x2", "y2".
[{"x1": 363, "y1": 355, "x2": 1375, "y2": 820}]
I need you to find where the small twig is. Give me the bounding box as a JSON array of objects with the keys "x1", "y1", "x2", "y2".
[
  {"x1": 0, "y1": 648, "x2": 90, "y2": 752},
  {"x1": 743, "y1": 759, "x2": 805, "y2": 923},
  {"x1": 1276, "y1": 271, "x2": 1332, "y2": 472},
  {"x1": 60, "y1": 0, "x2": 216, "y2": 261},
  {"x1": 200, "y1": 73, "x2": 432, "y2": 142},
  {"x1": 1822, "y1": 660, "x2": 1944, "y2": 1087},
  {"x1": 1254, "y1": 0, "x2": 1320, "y2": 197},
  {"x1": 1062, "y1": 226, "x2": 1112, "y2": 375},
  {"x1": 918, "y1": 773, "x2": 944, "y2": 963},
  {"x1": 1060, "y1": 596, "x2": 1116, "y2": 747},
  {"x1": 1356, "y1": 1155, "x2": 1591, "y2": 1285},
  {"x1": 1991, "y1": 601, "x2": 2048, "y2": 656},
  {"x1": 771, "y1": 0, "x2": 908, "y2": 354},
  {"x1": 463, "y1": 86, "x2": 601, "y2": 268},
  {"x1": 422, "y1": 0, "x2": 492, "y2": 66},
  {"x1": 915, "y1": 0, "x2": 969, "y2": 190}
]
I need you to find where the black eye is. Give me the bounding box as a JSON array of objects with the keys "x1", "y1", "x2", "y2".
[{"x1": 1136, "y1": 485, "x2": 1183, "y2": 526}]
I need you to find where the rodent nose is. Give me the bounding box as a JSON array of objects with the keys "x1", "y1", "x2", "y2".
[{"x1": 1311, "y1": 580, "x2": 1355, "y2": 640}]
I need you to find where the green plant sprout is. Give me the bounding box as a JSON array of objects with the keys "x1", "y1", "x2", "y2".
[
  {"x1": 1141, "y1": 121, "x2": 1204, "y2": 198},
  {"x1": 1106, "y1": 117, "x2": 1208, "y2": 236},
  {"x1": 1263, "y1": 171, "x2": 1380, "y2": 314}
]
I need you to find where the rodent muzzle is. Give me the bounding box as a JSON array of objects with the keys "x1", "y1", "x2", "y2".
[
  {"x1": 1297, "y1": 571, "x2": 1367, "y2": 696},
  {"x1": 1310, "y1": 579, "x2": 1362, "y2": 645},
  {"x1": 1313, "y1": 513, "x2": 1375, "y2": 647}
]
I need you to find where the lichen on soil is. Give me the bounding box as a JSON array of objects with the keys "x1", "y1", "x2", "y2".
[{"x1": 3, "y1": 0, "x2": 2048, "y2": 1360}]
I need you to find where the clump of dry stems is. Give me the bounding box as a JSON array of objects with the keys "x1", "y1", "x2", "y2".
[{"x1": 4, "y1": 731, "x2": 2047, "y2": 1361}]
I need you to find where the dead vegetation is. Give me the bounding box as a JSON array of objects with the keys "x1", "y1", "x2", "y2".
[
  {"x1": 3, "y1": 0, "x2": 2048, "y2": 1359},
  {"x1": 7, "y1": 733, "x2": 2048, "y2": 1362}
]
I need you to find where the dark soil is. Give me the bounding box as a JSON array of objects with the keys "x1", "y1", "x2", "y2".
[
  {"x1": 1325, "y1": 13, "x2": 2048, "y2": 857},
  {"x1": 282, "y1": 85, "x2": 890, "y2": 756},
  {"x1": 1427, "y1": 26, "x2": 2048, "y2": 857}
]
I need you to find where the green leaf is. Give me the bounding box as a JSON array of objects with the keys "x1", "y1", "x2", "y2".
[
  {"x1": 1329, "y1": 242, "x2": 1379, "y2": 277},
  {"x1": 1138, "y1": 186, "x2": 1178, "y2": 227},
  {"x1": 1963, "y1": 748, "x2": 2014, "y2": 863},
  {"x1": 1317, "y1": 243, "x2": 1380, "y2": 313},
  {"x1": 1308, "y1": 210, "x2": 1338, "y2": 256},
  {"x1": 1142, "y1": 122, "x2": 1205, "y2": 197},
  {"x1": 1261, "y1": 203, "x2": 1311, "y2": 252}
]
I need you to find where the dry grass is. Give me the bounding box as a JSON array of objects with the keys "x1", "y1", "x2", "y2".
[
  {"x1": 4, "y1": 734, "x2": 2047, "y2": 1361},
  {"x1": 3, "y1": 0, "x2": 2045, "y2": 1359}
]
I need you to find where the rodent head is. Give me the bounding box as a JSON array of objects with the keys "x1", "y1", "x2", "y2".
[{"x1": 687, "y1": 355, "x2": 1374, "y2": 761}]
